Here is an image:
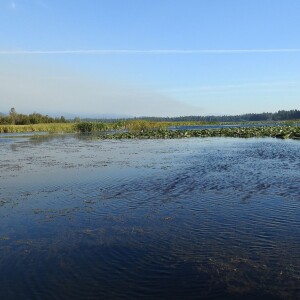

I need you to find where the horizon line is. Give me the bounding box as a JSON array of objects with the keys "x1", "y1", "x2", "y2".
[{"x1": 1, "y1": 48, "x2": 300, "y2": 55}]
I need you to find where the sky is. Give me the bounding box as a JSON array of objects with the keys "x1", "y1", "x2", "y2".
[{"x1": 0, "y1": 0, "x2": 300, "y2": 117}]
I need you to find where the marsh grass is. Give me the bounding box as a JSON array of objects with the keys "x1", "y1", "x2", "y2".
[
  {"x1": 75, "y1": 120, "x2": 222, "y2": 133},
  {"x1": 74, "y1": 120, "x2": 168, "y2": 133},
  {"x1": 124, "y1": 120, "x2": 167, "y2": 132},
  {"x1": 74, "y1": 122, "x2": 108, "y2": 133},
  {"x1": 0, "y1": 123, "x2": 75, "y2": 133},
  {"x1": 1, "y1": 122, "x2": 299, "y2": 140}
]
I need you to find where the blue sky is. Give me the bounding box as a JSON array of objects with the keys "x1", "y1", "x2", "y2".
[{"x1": 0, "y1": 0, "x2": 300, "y2": 117}]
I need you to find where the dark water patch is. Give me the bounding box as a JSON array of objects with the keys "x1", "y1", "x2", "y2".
[
  {"x1": 0, "y1": 137, "x2": 299, "y2": 299},
  {"x1": 0, "y1": 132, "x2": 49, "y2": 138}
]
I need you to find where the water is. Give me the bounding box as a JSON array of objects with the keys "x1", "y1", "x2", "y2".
[{"x1": 0, "y1": 135, "x2": 299, "y2": 299}]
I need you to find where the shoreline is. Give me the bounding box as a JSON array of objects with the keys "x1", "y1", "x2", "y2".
[{"x1": 1, "y1": 124, "x2": 299, "y2": 140}]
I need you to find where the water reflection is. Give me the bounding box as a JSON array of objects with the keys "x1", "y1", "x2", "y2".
[{"x1": 0, "y1": 136, "x2": 299, "y2": 299}]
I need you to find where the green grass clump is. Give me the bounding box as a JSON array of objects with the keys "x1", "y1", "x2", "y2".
[
  {"x1": 124, "y1": 120, "x2": 167, "y2": 132},
  {"x1": 74, "y1": 120, "x2": 167, "y2": 133},
  {"x1": 0, "y1": 123, "x2": 75, "y2": 133},
  {"x1": 74, "y1": 122, "x2": 108, "y2": 133}
]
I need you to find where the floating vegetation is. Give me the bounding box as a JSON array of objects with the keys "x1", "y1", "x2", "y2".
[{"x1": 94, "y1": 126, "x2": 300, "y2": 140}]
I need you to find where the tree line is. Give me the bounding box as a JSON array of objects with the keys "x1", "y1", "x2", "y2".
[
  {"x1": 1, "y1": 108, "x2": 299, "y2": 125},
  {"x1": 0, "y1": 108, "x2": 69, "y2": 125},
  {"x1": 135, "y1": 109, "x2": 300, "y2": 123}
]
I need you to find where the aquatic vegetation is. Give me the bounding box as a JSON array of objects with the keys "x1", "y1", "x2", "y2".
[
  {"x1": 124, "y1": 120, "x2": 167, "y2": 131},
  {"x1": 74, "y1": 122, "x2": 108, "y2": 133},
  {"x1": 74, "y1": 120, "x2": 167, "y2": 133},
  {"x1": 97, "y1": 126, "x2": 300, "y2": 140},
  {"x1": 1, "y1": 122, "x2": 299, "y2": 141}
]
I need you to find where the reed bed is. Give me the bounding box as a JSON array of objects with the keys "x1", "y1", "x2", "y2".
[
  {"x1": 1, "y1": 122, "x2": 300, "y2": 141},
  {"x1": 0, "y1": 123, "x2": 75, "y2": 133},
  {"x1": 74, "y1": 120, "x2": 167, "y2": 133}
]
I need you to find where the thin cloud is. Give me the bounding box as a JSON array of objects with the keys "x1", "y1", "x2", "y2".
[{"x1": 1, "y1": 49, "x2": 300, "y2": 55}]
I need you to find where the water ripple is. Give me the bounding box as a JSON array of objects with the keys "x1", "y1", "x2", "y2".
[{"x1": 0, "y1": 137, "x2": 300, "y2": 299}]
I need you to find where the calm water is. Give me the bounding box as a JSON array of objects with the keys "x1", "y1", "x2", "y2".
[{"x1": 0, "y1": 135, "x2": 299, "y2": 299}]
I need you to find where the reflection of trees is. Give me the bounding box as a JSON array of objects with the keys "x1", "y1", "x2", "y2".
[
  {"x1": 5, "y1": 133, "x2": 101, "y2": 150},
  {"x1": 28, "y1": 134, "x2": 72, "y2": 145},
  {"x1": 6, "y1": 134, "x2": 73, "y2": 149},
  {"x1": 26, "y1": 133, "x2": 101, "y2": 146}
]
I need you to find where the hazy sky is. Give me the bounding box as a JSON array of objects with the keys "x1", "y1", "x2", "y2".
[{"x1": 0, "y1": 0, "x2": 300, "y2": 117}]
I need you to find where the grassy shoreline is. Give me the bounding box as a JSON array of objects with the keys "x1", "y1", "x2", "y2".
[
  {"x1": 1, "y1": 122, "x2": 299, "y2": 140},
  {"x1": 0, "y1": 123, "x2": 75, "y2": 133}
]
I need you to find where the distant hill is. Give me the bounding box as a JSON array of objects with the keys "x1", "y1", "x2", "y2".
[{"x1": 0, "y1": 112, "x2": 6, "y2": 117}]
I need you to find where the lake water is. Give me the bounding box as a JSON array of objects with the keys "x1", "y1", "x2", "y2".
[{"x1": 0, "y1": 135, "x2": 299, "y2": 299}]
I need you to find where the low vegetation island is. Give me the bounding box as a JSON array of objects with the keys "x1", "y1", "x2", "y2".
[{"x1": 0, "y1": 108, "x2": 299, "y2": 140}]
